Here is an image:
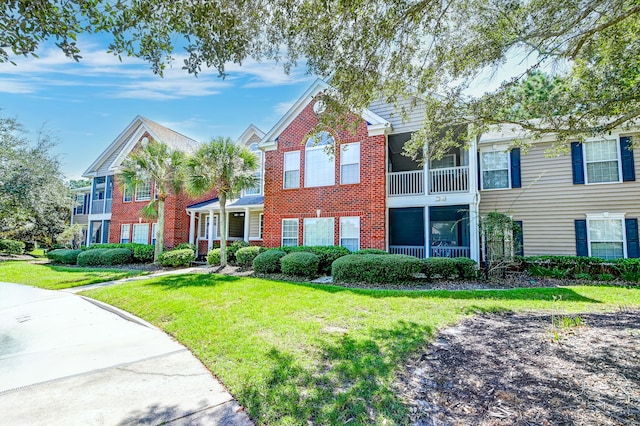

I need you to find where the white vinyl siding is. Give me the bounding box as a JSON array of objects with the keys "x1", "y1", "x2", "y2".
[
  {"x1": 283, "y1": 151, "x2": 300, "y2": 189},
  {"x1": 305, "y1": 132, "x2": 335, "y2": 187},
  {"x1": 132, "y1": 223, "x2": 149, "y2": 244},
  {"x1": 340, "y1": 142, "x2": 360, "y2": 184},
  {"x1": 481, "y1": 150, "x2": 510, "y2": 190},
  {"x1": 584, "y1": 139, "x2": 621, "y2": 184},
  {"x1": 120, "y1": 224, "x2": 130, "y2": 243},
  {"x1": 304, "y1": 218, "x2": 334, "y2": 246},
  {"x1": 282, "y1": 219, "x2": 299, "y2": 246},
  {"x1": 340, "y1": 217, "x2": 360, "y2": 251},
  {"x1": 135, "y1": 179, "x2": 152, "y2": 201},
  {"x1": 588, "y1": 215, "x2": 625, "y2": 260}
]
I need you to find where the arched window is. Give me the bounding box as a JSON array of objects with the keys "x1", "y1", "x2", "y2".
[
  {"x1": 305, "y1": 132, "x2": 335, "y2": 187},
  {"x1": 245, "y1": 143, "x2": 263, "y2": 195}
]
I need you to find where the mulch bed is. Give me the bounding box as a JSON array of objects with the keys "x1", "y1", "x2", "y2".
[{"x1": 396, "y1": 310, "x2": 640, "y2": 425}]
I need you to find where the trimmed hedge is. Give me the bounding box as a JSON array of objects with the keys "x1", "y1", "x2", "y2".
[
  {"x1": 47, "y1": 249, "x2": 82, "y2": 265},
  {"x1": 455, "y1": 258, "x2": 478, "y2": 280},
  {"x1": 77, "y1": 249, "x2": 109, "y2": 266},
  {"x1": 421, "y1": 257, "x2": 477, "y2": 280},
  {"x1": 253, "y1": 250, "x2": 286, "y2": 274},
  {"x1": 0, "y1": 239, "x2": 25, "y2": 255},
  {"x1": 280, "y1": 252, "x2": 320, "y2": 278},
  {"x1": 332, "y1": 254, "x2": 422, "y2": 284},
  {"x1": 236, "y1": 246, "x2": 265, "y2": 268},
  {"x1": 85, "y1": 243, "x2": 155, "y2": 263},
  {"x1": 207, "y1": 248, "x2": 221, "y2": 265},
  {"x1": 275, "y1": 246, "x2": 350, "y2": 275},
  {"x1": 100, "y1": 248, "x2": 133, "y2": 266},
  {"x1": 227, "y1": 240, "x2": 250, "y2": 264},
  {"x1": 353, "y1": 248, "x2": 388, "y2": 255},
  {"x1": 158, "y1": 249, "x2": 195, "y2": 267}
]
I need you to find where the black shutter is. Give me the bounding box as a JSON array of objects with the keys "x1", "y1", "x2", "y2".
[
  {"x1": 620, "y1": 136, "x2": 635, "y2": 182},
  {"x1": 514, "y1": 220, "x2": 524, "y2": 256},
  {"x1": 510, "y1": 148, "x2": 522, "y2": 188},
  {"x1": 575, "y1": 219, "x2": 588, "y2": 257},
  {"x1": 571, "y1": 142, "x2": 585, "y2": 184},
  {"x1": 625, "y1": 218, "x2": 639, "y2": 258}
]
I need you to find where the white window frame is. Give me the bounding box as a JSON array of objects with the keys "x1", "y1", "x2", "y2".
[
  {"x1": 132, "y1": 223, "x2": 149, "y2": 244},
  {"x1": 586, "y1": 213, "x2": 626, "y2": 259},
  {"x1": 245, "y1": 144, "x2": 263, "y2": 195},
  {"x1": 304, "y1": 132, "x2": 335, "y2": 187},
  {"x1": 340, "y1": 216, "x2": 360, "y2": 251},
  {"x1": 480, "y1": 146, "x2": 511, "y2": 190},
  {"x1": 120, "y1": 224, "x2": 130, "y2": 244},
  {"x1": 198, "y1": 214, "x2": 208, "y2": 240},
  {"x1": 151, "y1": 223, "x2": 157, "y2": 246},
  {"x1": 583, "y1": 138, "x2": 622, "y2": 185},
  {"x1": 259, "y1": 213, "x2": 264, "y2": 239},
  {"x1": 340, "y1": 142, "x2": 360, "y2": 184},
  {"x1": 282, "y1": 219, "x2": 299, "y2": 246},
  {"x1": 283, "y1": 151, "x2": 300, "y2": 189},
  {"x1": 123, "y1": 186, "x2": 133, "y2": 202},
  {"x1": 303, "y1": 217, "x2": 335, "y2": 246},
  {"x1": 135, "y1": 178, "x2": 152, "y2": 201}
]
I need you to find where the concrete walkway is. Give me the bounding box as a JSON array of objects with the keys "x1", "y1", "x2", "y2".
[{"x1": 0, "y1": 282, "x2": 253, "y2": 425}]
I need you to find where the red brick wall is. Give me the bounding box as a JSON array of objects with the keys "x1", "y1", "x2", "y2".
[{"x1": 263, "y1": 100, "x2": 386, "y2": 250}]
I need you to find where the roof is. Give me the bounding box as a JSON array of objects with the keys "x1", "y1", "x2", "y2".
[
  {"x1": 186, "y1": 195, "x2": 264, "y2": 211},
  {"x1": 237, "y1": 125, "x2": 265, "y2": 146},
  {"x1": 230, "y1": 195, "x2": 264, "y2": 206},
  {"x1": 187, "y1": 197, "x2": 219, "y2": 209}
]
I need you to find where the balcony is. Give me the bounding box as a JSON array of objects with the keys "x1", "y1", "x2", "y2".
[{"x1": 387, "y1": 166, "x2": 469, "y2": 197}]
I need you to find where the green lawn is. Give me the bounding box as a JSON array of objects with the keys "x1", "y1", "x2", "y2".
[
  {"x1": 0, "y1": 261, "x2": 147, "y2": 290},
  {"x1": 82, "y1": 274, "x2": 640, "y2": 425}
]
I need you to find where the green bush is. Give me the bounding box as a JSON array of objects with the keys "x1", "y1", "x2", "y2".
[
  {"x1": 207, "y1": 248, "x2": 221, "y2": 265},
  {"x1": 85, "y1": 243, "x2": 155, "y2": 263},
  {"x1": 0, "y1": 239, "x2": 25, "y2": 255},
  {"x1": 353, "y1": 248, "x2": 388, "y2": 255},
  {"x1": 158, "y1": 249, "x2": 195, "y2": 267},
  {"x1": 421, "y1": 258, "x2": 459, "y2": 280},
  {"x1": 227, "y1": 240, "x2": 250, "y2": 264},
  {"x1": 174, "y1": 243, "x2": 196, "y2": 251},
  {"x1": 100, "y1": 248, "x2": 133, "y2": 266},
  {"x1": 253, "y1": 250, "x2": 286, "y2": 274},
  {"x1": 454, "y1": 258, "x2": 478, "y2": 280},
  {"x1": 47, "y1": 249, "x2": 82, "y2": 265},
  {"x1": 236, "y1": 246, "x2": 265, "y2": 268},
  {"x1": 614, "y1": 258, "x2": 640, "y2": 282},
  {"x1": 332, "y1": 254, "x2": 422, "y2": 284},
  {"x1": 77, "y1": 249, "x2": 109, "y2": 266},
  {"x1": 280, "y1": 252, "x2": 320, "y2": 278},
  {"x1": 275, "y1": 246, "x2": 349, "y2": 275}
]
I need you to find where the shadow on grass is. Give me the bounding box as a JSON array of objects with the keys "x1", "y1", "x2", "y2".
[
  {"x1": 238, "y1": 320, "x2": 433, "y2": 424},
  {"x1": 143, "y1": 273, "x2": 243, "y2": 290}
]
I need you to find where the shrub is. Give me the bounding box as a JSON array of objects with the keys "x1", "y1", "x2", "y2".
[
  {"x1": 614, "y1": 258, "x2": 640, "y2": 282},
  {"x1": 253, "y1": 250, "x2": 286, "y2": 274},
  {"x1": 84, "y1": 243, "x2": 126, "y2": 250},
  {"x1": 47, "y1": 249, "x2": 82, "y2": 265},
  {"x1": 236, "y1": 246, "x2": 265, "y2": 268},
  {"x1": 77, "y1": 249, "x2": 109, "y2": 266},
  {"x1": 158, "y1": 248, "x2": 195, "y2": 267},
  {"x1": 275, "y1": 246, "x2": 349, "y2": 275},
  {"x1": 422, "y1": 258, "x2": 459, "y2": 280},
  {"x1": 131, "y1": 244, "x2": 155, "y2": 263},
  {"x1": 353, "y1": 248, "x2": 388, "y2": 255},
  {"x1": 280, "y1": 252, "x2": 320, "y2": 278},
  {"x1": 207, "y1": 248, "x2": 221, "y2": 265},
  {"x1": 0, "y1": 239, "x2": 25, "y2": 255},
  {"x1": 454, "y1": 258, "x2": 478, "y2": 280},
  {"x1": 174, "y1": 243, "x2": 196, "y2": 251},
  {"x1": 332, "y1": 254, "x2": 422, "y2": 284},
  {"x1": 99, "y1": 248, "x2": 133, "y2": 266},
  {"x1": 227, "y1": 240, "x2": 250, "y2": 264}
]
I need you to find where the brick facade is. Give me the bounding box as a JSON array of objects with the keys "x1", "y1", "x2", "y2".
[{"x1": 263, "y1": 100, "x2": 387, "y2": 250}]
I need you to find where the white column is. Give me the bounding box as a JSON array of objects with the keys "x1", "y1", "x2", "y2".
[
  {"x1": 469, "y1": 198, "x2": 480, "y2": 263},
  {"x1": 208, "y1": 209, "x2": 214, "y2": 251},
  {"x1": 188, "y1": 212, "x2": 196, "y2": 246},
  {"x1": 244, "y1": 208, "x2": 251, "y2": 242}
]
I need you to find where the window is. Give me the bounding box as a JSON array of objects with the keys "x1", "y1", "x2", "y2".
[
  {"x1": 284, "y1": 151, "x2": 300, "y2": 189},
  {"x1": 304, "y1": 218, "x2": 334, "y2": 246},
  {"x1": 246, "y1": 143, "x2": 263, "y2": 195},
  {"x1": 584, "y1": 139, "x2": 620, "y2": 184},
  {"x1": 135, "y1": 178, "x2": 152, "y2": 201},
  {"x1": 199, "y1": 214, "x2": 208, "y2": 239},
  {"x1": 123, "y1": 186, "x2": 133, "y2": 202},
  {"x1": 305, "y1": 132, "x2": 335, "y2": 187},
  {"x1": 74, "y1": 194, "x2": 85, "y2": 215},
  {"x1": 132, "y1": 223, "x2": 149, "y2": 244},
  {"x1": 151, "y1": 223, "x2": 157, "y2": 246},
  {"x1": 481, "y1": 150, "x2": 509, "y2": 189},
  {"x1": 588, "y1": 215, "x2": 625, "y2": 260},
  {"x1": 120, "y1": 224, "x2": 130, "y2": 244},
  {"x1": 282, "y1": 219, "x2": 299, "y2": 246},
  {"x1": 340, "y1": 142, "x2": 360, "y2": 184},
  {"x1": 259, "y1": 213, "x2": 264, "y2": 239},
  {"x1": 340, "y1": 217, "x2": 360, "y2": 251}
]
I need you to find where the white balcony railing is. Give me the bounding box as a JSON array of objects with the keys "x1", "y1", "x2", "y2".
[
  {"x1": 429, "y1": 166, "x2": 469, "y2": 194},
  {"x1": 387, "y1": 170, "x2": 424, "y2": 197}
]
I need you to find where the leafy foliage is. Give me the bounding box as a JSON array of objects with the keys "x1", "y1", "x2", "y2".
[
  {"x1": 280, "y1": 252, "x2": 320, "y2": 278},
  {"x1": 421, "y1": 258, "x2": 478, "y2": 281},
  {"x1": 332, "y1": 254, "x2": 422, "y2": 284},
  {"x1": 253, "y1": 250, "x2": 286, "y2": 274},
  {"x1": 207, "y1": 248, "x2": 221, "y2": 266},
  {"x1": 227, "y1": 240, "x2": 250, "y2": 264},
  {"x1": 77, "y1": 249, "x2": 109, "y2": 267},
  {"x1": 275, "y1": 246, "x2": 350, "y2": 275},
  {"x1": 158, "y1": 248, "x2": 196, "y2": 267},
  {"x1": 47, "y1": 249, "x2": 82, "y2": 265},
  {"x1": 353, "y1": 249, "x2": 388, "y2": 255},
  {"x1": 99, "y1": 248, "x2": 133, "y2": 266},
  {"x1": 0, "y1": 239, "x2": 25, "y2": 254},
  {"x1": 57, "y1": 224, "x2": 86, "y2": 249},
  {"x1": 235, "y1": 246, "x2": 266, "y2": 268},
  {"x1": 84, "y1": 243, "x2": 154, "y2": 263}
]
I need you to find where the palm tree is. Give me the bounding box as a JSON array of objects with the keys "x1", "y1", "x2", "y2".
[
  {"x1": 186, "y1": 137, "x2": 258, "y2": 267},
  {"x1": 119, "y1": 141, "x2": 186, "y2": 262}
]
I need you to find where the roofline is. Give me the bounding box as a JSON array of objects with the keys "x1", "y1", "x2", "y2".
[{"x1": 237, "y1": 124, "x2": 266, "y2": 145}]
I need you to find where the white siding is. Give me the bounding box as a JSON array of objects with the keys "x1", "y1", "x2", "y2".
[
  {"x1": 249, "y1": 211, "x2": 263, "y2": 239},
  {"x1": 369, "y1": 97, "x2": 425, "y2": 134}
]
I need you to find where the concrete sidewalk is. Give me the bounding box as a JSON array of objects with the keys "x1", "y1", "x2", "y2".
[{"x1": 0, "y1": 282, "x2": 253, "y2": 425}]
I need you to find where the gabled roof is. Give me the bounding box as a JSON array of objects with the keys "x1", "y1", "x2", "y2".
[
  {"x1": 83, "y1": 116, "x2": 200, "y2": 177},
  {"x1": 237, "y1": 124, "x2": 265, "y2": 146},
  {"x1": 259, "y1": 79, "x2": 391, "y2": 151}
]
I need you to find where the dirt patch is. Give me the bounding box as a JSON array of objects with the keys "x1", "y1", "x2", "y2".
[
  {"x1": 396, "y1": 310, "x2": 640, "y2": 425},
  {"x1": 209, "y1": 264, "x2": 254, "y2": 277}
]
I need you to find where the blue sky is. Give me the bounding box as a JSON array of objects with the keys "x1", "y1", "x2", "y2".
[{"x1": 0, "y1": 38, "x2": 314, "y2": 180}]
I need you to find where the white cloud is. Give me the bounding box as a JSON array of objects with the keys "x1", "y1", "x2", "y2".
[
  {"x1": 273, "y1": 99, "x2": 296, "y2": 115},
  {"x1": 0, "y1": 79, "x2": 35, "y2": 93}
]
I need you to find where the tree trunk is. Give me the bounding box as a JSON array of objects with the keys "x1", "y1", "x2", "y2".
[
  {"x1": 219, "y1": 192, "x2": 227, "y2": 267},
  {"x1": 154, "y1": 199, "x2": 165, "y2": 262}
]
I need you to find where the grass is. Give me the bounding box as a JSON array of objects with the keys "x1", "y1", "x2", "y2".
[
  {"x1": 82, "y1": 274, "x2": 640, "y2": 425},
  {"x1": 28, "y1": 248, "x2": 46, "y2": 257},
  {"x1": 0, "y1": 261, "x2": 147, "y2": 290}
]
